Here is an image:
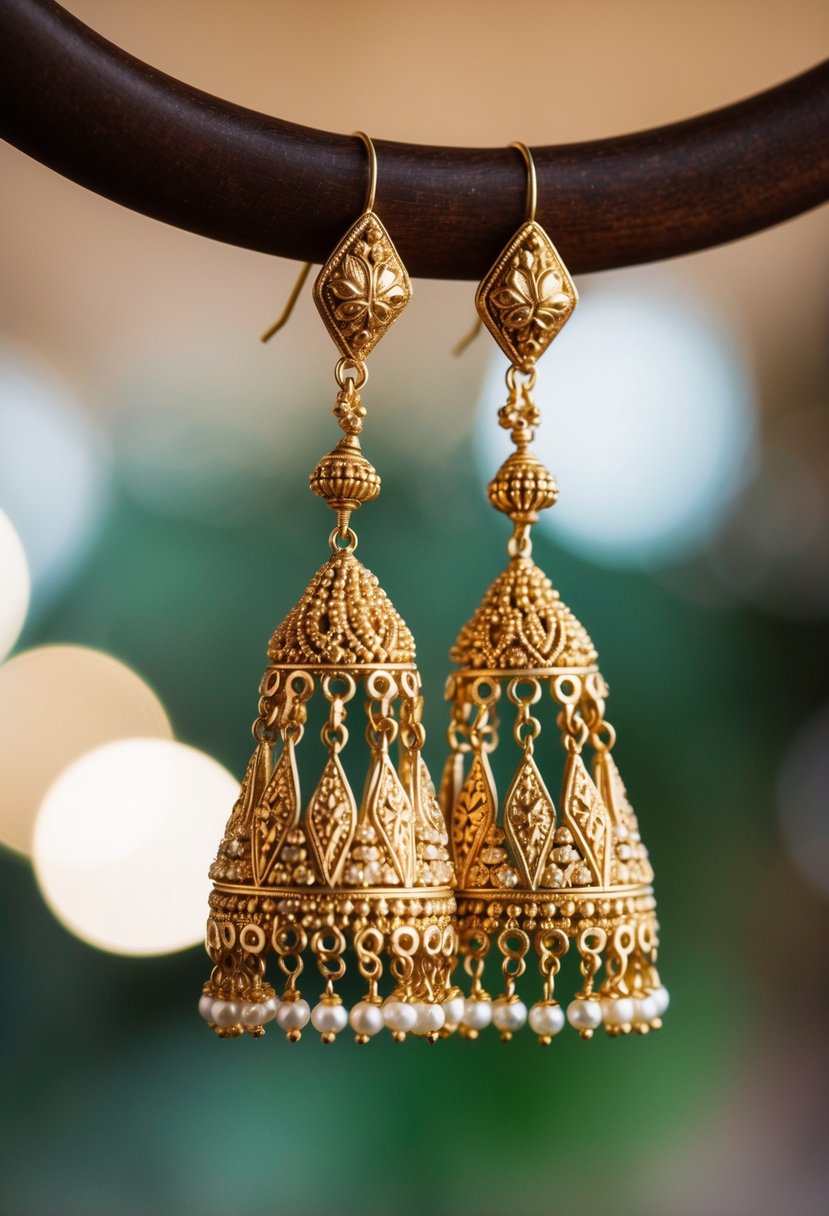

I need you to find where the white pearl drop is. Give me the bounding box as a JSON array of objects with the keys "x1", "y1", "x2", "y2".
[
  {"x1": 349, "y1": 1001, "x2": 385, "y2": 1037},
  {"x1": 652, "y1": 985, "x2": 670, "y2": 1016},
  {"x1": 566, "y1": 998, "x2": 603, "y2": 1030},
  {"x1": 261, "y1": 996, "x2": 279, "y2": 1024},
  {"x1": 441, "y1": 995, "x2": 466, "y2": 1028},
  {"x1": 601, "y1": 996, "x2": 636, "y2": 1026},
  {"x1": 198, "y1": 994, "x2": 214, "y2": 1021},
  {"x1": 528, "y1": 1001, "x2": 565, "y2": 1037},
  {"x1": 412, "y1": 1003, "x2": 445, "y2": 1035},
  {"x1": 276, "y1": 999, "x2": 311, "y2": 1031},
  {"x1": 461, "y1": 998, "x2": 492, "y2": 1031},
  {"x1": 634, "y1": 994, "x2": 659, "y2": 1023},
  {"x1": 492, "y1": 999, "x2": 528, "y2": 1032},
  {"x1": 383, "y1": 1000, "x2": 417, "y2": 1033},
  {"x1": 311, "y1": 1001, "x2": 348, "y2": 1034},
  {"x1": 211, "y1": 999, "x2": 241, "y2": 1028},
  {"x1": 240, "y1": 1002, "x2": 269, "y2": 1027}
]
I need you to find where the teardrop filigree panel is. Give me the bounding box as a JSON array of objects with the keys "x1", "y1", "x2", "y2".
[
  {"x1": 306, "y1": 753, "x2": 357, "y2": 886},
  {"x1": 365, "y1": 752, "x2": 417, "y2": 887},
  {"x1": 593, "y1": 750, "x2": 654, "y2": 885},
  {"x1": 252, "y1": 741, "x2": 300, "y2": 886},
  {"x1": 560, "y1": 753, "x2": 613, "y2": 888},
  {"x1": 503, "y1": 752, "x2": 557, "y2": 888},
  {"x1": 451, "y1": 750, "x2": 496, "y2": 888}
]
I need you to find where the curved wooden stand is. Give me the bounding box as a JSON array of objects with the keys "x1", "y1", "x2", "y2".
[{"x1": 1, "y1": 0, "x2": 827, "y2": 278}]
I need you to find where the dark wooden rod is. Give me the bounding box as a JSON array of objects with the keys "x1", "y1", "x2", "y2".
[{"x1": 1, "y1": 0, "x2": 827, "y2": 279}]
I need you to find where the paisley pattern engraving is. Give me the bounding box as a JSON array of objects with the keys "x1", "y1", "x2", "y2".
[
  {"x1": 560, "y1": 753, "x2": 613, "y2": 888},
  {"x1": 451, "y1": 750, "x2": 496, "y2": 887},
  {"x1": 450, "y1": 557, "x2": 596, "y2": 671},
  {"x1": 503, "y1": 752, "x2": 556, "y2": 888},
  {"x1": 306, "y1": 753, "x2": 358, "y2": 886},
  {"x1": 268, "y1": 551, "x2": 415, "y2": 667},
  {"x1": 252, "y1": 741, "x2": 300, "y2": 886},
  {"x1": 365, "y1": 752, "x2": 416, "y2": 886}
]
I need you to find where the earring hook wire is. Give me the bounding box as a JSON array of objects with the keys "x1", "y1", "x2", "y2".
[{"x1": 261, "y1": 131, "x2": 378, "y2": 343}]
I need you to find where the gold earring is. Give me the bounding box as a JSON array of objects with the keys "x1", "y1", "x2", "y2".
[
  {"x1": 444, "y1": 143, "x2": 668, "y2": 1043},
  {"x1": 200, "y1": 133, "x2": 458, "y2": 1045}
]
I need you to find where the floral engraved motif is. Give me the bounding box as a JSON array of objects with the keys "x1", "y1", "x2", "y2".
[
  {"x1": 365, "y1": 752, "x2": 416, "y2": 886},
  {"x1": 476, "y1": 222, "x2": 577, "y2": 367},
  {"x1": 314, "y1": 215, "x2": 412, "y2": 360},
  {"x1": 451, "y1": 751, "x2": 496, "y2": 887},
  {"x1": 560, "y1": 753, "x2": 613, "y2": 888},
  {"x1": 503, "y1": 754, "x2": 556, "y2": 888},
  {"x1": 252, "y1": 742, "x2": 300, "y2": 886},
  {"x1": 305, "y1": 753, "x2": 357, "y2": 885}
]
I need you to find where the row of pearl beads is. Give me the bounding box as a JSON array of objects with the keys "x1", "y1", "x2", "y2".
[
  {"x1": 459, "y1": 984, "x2": 669, "y2": 1040},
  {"x1": 567, "y1": 985, "x2": 670, "y2": 1038},
  {"x1": 199, "y1": 994, "x2": 281, "y2": 1029},
  {"x1": 199, "y1": 994, "x2": 454, "y2": 1041},
  {"x1": 460, "y1": 996, "x2": 562, "y2": 1041}
]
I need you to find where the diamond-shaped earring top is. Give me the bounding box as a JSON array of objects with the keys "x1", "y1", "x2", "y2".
[
  {"x1": 475, "y1": 219, "x2": 577, "y2": 369},
  {"x1": 313, "y1": 211, "x2": 412, "y2": 362}
]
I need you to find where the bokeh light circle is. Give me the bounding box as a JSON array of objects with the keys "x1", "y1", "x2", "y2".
[
  {"x1": 0, "y1": 646, "x2": 171, "y2": 855},
  {"x1": 0, "y1": 507, "x2": 30, "y2": 659},
  {"x1": 34, "y1": 738, "x2": 237, "y2": 956},
  {"x1": 475, "y1": 281, "x2": 757, "y2": 567},
  {"x1": 0, "y1": 342, "x2": 110, "y2": 614}
]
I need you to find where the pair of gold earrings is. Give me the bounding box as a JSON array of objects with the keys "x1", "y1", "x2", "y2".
[{"x1": 200, "y1": 133, "x2": 668, "y2": 1045}]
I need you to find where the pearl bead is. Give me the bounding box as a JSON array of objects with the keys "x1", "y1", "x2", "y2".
[
  {"x1": 261, "y1": 996, "x2": 279, "y2": 1024},
  {"x1": 383, "y1": 1000, "x2": 417, "y2": 1033},
  {"x1": 349, "y1": 1001, "x2": 384, "y2": 1037},
  {"x1": 566, "y1": 998, "x2": 603, "y2": 1030},
  {"x1": 652, "y1": 985, "x2": 670, "y2": 1016},
  {"x1": 276, "y1": 999, "x2": 310, "y2": 1031},
  {"x1": 528, "y1": 1001, "x2": 565, "y2": 1037},
  {"x1": 240, "y1": 1002, "x2": 269, "y2": 1027},
  {"x1": 311, "y1": 1002, "x2": 348, "y2": 1035},
  {"x1": 211, "y1": 999, "x2": 241, "y2": 1028},
  {"x1": 441, "y1": 995, "x2": 466, "y2": 1028},
  {"x1": 198, "y1": 994, "x2": 214, "y2": 1021},
  {"x1": 633, "y1": 994, "x2": 659, "y2": 1023},
  {"x1": 492, "y1": 999, "x2": 528, "y2": 1032},
  {"x1": 601, "y1": 997, "x2": 636, "y2": 1027},
  {"x1": 412, "y1": 1003, "x2": 445, "y2": 1035},
  {"x1": 462, "y1": 998, "x2": 492, "y2": 1031}
]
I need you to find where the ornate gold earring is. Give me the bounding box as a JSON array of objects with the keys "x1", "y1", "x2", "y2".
[
  {"x1": 445, "y1": 143, "x2": 668, "y2": 1042},
  {"x1": 200, "y1": 133, "x2": 457, "y2": 1044}
]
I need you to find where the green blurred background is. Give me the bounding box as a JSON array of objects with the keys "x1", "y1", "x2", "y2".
[{"x1": 2, "y1": 3, "x2": 828, "y2": 1214}]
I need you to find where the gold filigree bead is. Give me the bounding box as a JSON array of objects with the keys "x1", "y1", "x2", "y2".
[
  {"x1": 487, "y1": 449, "x2": 558, "y2": 523},
  {"x1": 309, "y1": 435, "x2": 382, "y2": 512},
  {"x1": 450, "y1": 557, "x2": 597, "y2": 670},
  {"x1": 268, "y1": 549, "x2": 416, "y2": 667}
]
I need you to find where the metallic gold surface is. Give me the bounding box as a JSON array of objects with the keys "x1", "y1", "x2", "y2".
[
  {"x1": 202, "y1": 141, "x2": 454, "y2": 1042},
  {"x1": 446, "y1": 160, "x2": 665, "y2": 1040}
]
